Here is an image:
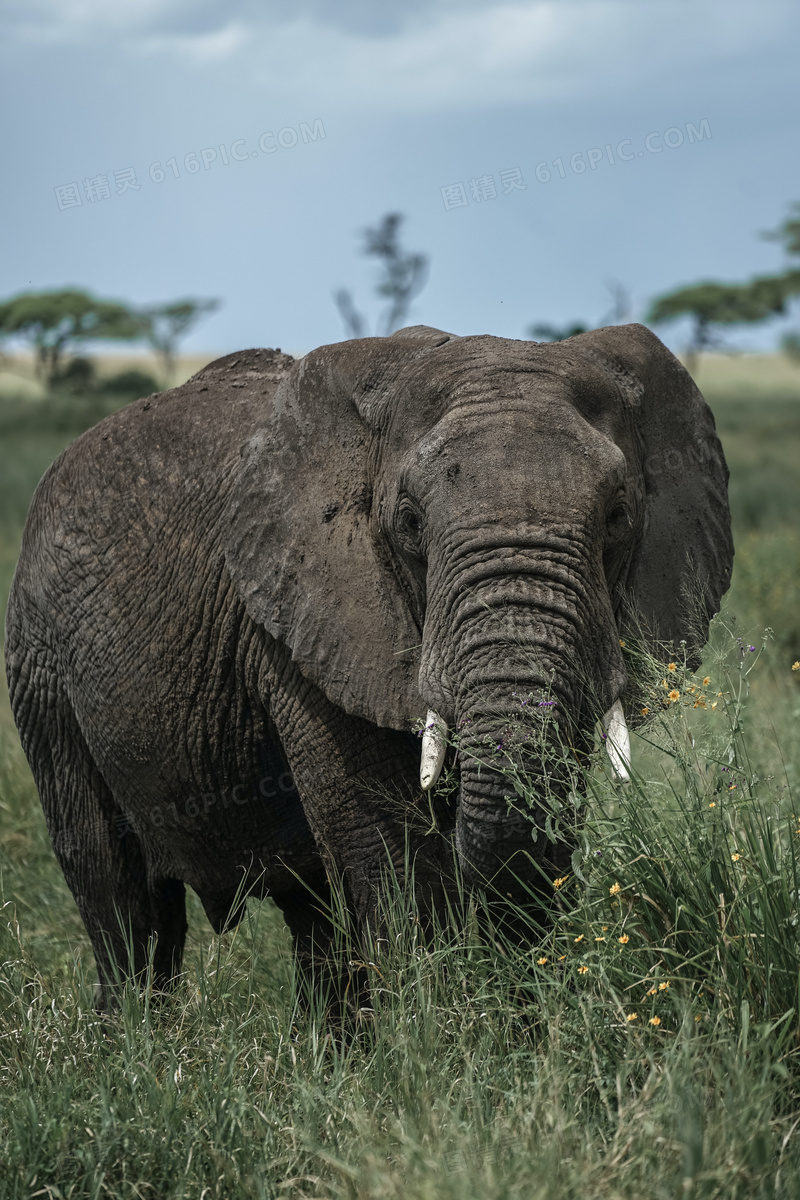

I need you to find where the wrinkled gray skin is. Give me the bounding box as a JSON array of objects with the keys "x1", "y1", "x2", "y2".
[{"x1": 5, "y1": 324, "x2": 732, "y2": 1008}]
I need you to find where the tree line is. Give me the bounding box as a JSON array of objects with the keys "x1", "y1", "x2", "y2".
[
  {"x1": 528, "y1": 203, "x2": 800, "y2": 371},
  {"x1": 0, "y1": 292, "x2": 218, "y2": 391},
  {"x1": 335, "y1": 205, "x2": 800, "y2": 375},
  {"x1": 3, "y1": 203, "x2": 799, "y2": 396}
]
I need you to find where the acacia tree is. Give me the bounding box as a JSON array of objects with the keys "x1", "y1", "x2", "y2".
[
  {"x1": 763, "y1": 202, "x2": 800, "y2": 360},
  {"x1": 646, "y1": 280, "x2": 787, "y2": 374},
  {"x1": 528, "y1": 322, "x2": 588, "y2": 342},
  {"x1": 137, "y1": 299, "x2": 219, "y2": 386},
  {"x1": 334, "y1": 213, "x2": 429, "y2": 338},
  {"x1": 764, "y1": 202, "x2": 800, "y2": 258},
  {"x1": 0, "y1": 289, "x2": 140, "y2": 387}
]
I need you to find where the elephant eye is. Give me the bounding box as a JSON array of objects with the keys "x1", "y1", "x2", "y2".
[
  {"x1": 606, "y1": 499, "x2": 631, "y2": 543},
  {"x1": 395, "y1": 499, "x2": 424, "y2": 551}
]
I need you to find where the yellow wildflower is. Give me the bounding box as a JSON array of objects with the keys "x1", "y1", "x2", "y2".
[
  {"x1": 574, "y1": 935, "x2": 584, "y2": 944},
  {"x1": 709, "y1": 802, "x2": 716, "y2": 808},
  {"x1": 558, "y1": 955, "x2": 566, "y2": 961},
  {"x1": 626, "y1": 1012, "x2": 638, "y2": 1022},
  {"x1": 578, "y1": 965, "x2": 589, "y2": 974},
  {"x1": 618, "y1": 934, "x2": 630, "y2": 944},
  {"x1": 668, "y1": 689, "x2": 680, "y2": 703},
  {"x1": 658, "y1": 981, "x2": 670, "y2": 991},
  {"x1": 649, "y1": 1016, "x2": 661, "y2": 1026},
  {"x1": 537, "y1": 956, "x2": 548, "y2": 966},
  {"x1": 793, "y1": 662, "x2": 800, "y2": 672},
  {"x1": 693, "y1": 699, "x2": 706, "y2": 709},
  {"x1": 703, "y1": 676, "x2": 711, "y2": 687},
  {"x1": 641, "y1": 706, "x2": 650, "y2": 716},
  {"x1": 647, "y1": 987, "x2": 657, "y2": 996},
  {"x1": 619, "y1": 639, "x2": 626, "y2": 647},
  {"x1": 711, "y1": 702, "x2": 717, "y2": 710},
  {"x1": 595, "y1": 936, "x2": 606, "y2": 942},
  {"x1": 609, "y1": 882, "x2": 622, "y2": 896},
  {"x1": 731, "y1": 852, "x2": 741, "y2": 862},
  {"x1": 553, "y1": 875, "x2": 569, "y2": 889},
  {"x1": 668, "y1": 662, "x2": 677, "y2": 672}
]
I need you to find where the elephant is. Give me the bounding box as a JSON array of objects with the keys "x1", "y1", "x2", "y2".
[{"x1": 4, "y1": 323, "x2": 733, "y2": 1009}]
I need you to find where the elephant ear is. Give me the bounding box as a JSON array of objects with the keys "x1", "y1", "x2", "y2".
[
  {"x1": 224, "y1": 334, "x2": 452, "y2": 730},
  {"x1": 573, "y1": 323, "x2": 733, "y2": 667}
]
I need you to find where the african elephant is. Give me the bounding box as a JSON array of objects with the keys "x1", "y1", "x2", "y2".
[{"x1": 4, "y1": 323, "x2": 732, "y2": 1008}]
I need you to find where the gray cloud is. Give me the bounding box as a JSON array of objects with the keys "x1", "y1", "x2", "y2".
[{"x1": 2, "y1": 0, "x2": 494, "y2": 42}]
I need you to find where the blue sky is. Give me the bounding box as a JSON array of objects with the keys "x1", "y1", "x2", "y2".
[{"x1": 1, "y1": 0, "x2": 798, "y2": 356}]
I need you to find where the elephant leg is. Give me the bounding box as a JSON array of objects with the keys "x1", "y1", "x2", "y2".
[
  {"x1": 274, "y1": 877, "x2": 374, "y2": 1030},
  {"x1": 265, "y1": 655, "x2": 448, "y2": 953},
  {"x1": 273, "y1": 876, "x2": 347, "y2": 1006},
  {"x1": 25, "y1": 674, "x2": 187, "y2": 1008}
]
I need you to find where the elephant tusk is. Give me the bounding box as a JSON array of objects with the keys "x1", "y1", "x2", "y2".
[
  {"x1": 602, "y1": 699, "x2": 631, "y2": 783},
  {"x1": 420, "y1": 709, "x2": 448, "y2": 790}
]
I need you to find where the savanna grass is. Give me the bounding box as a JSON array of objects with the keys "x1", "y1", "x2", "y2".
[{"x1": 2, "y1": 624, "x2": 800, "y2": 1197}]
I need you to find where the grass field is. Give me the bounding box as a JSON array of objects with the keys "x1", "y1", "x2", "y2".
[{"x1": 1, "y1": 354, "x2": 800, "y2": 1198}]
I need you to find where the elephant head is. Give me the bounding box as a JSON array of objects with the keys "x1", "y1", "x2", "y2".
[{"x1": 226, "y1": 323, "x2": 732, "y2": 892}]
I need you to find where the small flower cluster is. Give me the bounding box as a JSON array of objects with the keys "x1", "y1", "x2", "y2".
[{"x1": 649, "y1": 664, "x2": 724, "y2": 712}]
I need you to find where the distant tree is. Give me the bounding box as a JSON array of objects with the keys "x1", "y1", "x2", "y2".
[
  {"x1": 763, "y1": 203, "x2": 800, "y2": 360},
  {"x1": 599, "y1": 278, "x2": 632, "y2": 326},
  {"x1": 137, "y1": 298, "x2": 219, "y2": 386},
  {"x1": 334, "y1": 213, "x2": 429, "y2": 338},
  {"x1": 102, "y1": 368, "x2": 161, "y2": 396},
  {"x1": 0, "y1": 300, "x2": 11, "y2": 368},
  {"x1": 55, "y1": 356, "x2": 97, "y2": 394},
  {"x1": 332, "y1": 289, "x2": 366, "y2": 340},
  {"x1": 763, "y1": 202, "x2": 800, "y2": 258},
  {"x1": 646, "y1": 280, "x2": 787, "y2": 374},
  {"x1": 528, "y1": 321, "x2": 588, "y2": 342},
  {"x1": 0, "y1": 289, "x2": 140, "y2": 388},
  {"x1": 781, "y1": 331, "x2": 800, "y2": 363},
  {"x1": 528, "y1": 280, "x2": 631, "y2": 343}
]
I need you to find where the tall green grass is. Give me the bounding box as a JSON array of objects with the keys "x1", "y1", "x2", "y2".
[{"x1": 1, "y1": 625, "x2": 800, "y2": 1197}]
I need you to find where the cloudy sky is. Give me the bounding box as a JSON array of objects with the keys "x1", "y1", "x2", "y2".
[{"x1": 1, "y1": 0, "x2": 798, "y2": 355}]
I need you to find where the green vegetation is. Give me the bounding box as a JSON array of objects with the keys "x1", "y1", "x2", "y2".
[
  {"x1": 646, "y1": 202, "x2": 800, "y2": 373},
  {"x1": 137, "y1": 300, "x2": 220, "y2": 387},
  {"x1": 529, "y1": 321, "x2": 589, "y2": 343},
  {"x1": 646, "y1": 280, "x2": 790, "y2": 376},
  {"x1": 1, "y1": 360, "x2": 799, "y2": 1197},
  {"x1": 0, "y1": 290, "x2": 141, "y2": 388},
  {"x1": 0, "y1": 289, "x2": 219, "y2": 391}
]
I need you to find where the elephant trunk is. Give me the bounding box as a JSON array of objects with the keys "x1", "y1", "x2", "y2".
[
  {"x1": 452, "y1": 675, "x2": 578, "y2": 894},
  {"x1": 419, "y1": 549, "x2": 627, "y2": 897}
]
